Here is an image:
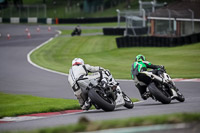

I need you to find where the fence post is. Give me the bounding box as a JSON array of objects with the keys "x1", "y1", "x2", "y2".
[
  {"x1": 19, "y1": 5, "x2": 21, "y2": 18},
  {"x1": 116, "y1": 9, "x2": 120, "y2": 27},
  {"x1": 125, "y1": 17, "x2": 128, "y2": 36},
  {"x1": 142, "y1": 9, "x2": 146, "y2": 27},
  {"x1": 151, "y1": 1, "x2": 155, "y2": 13},
  {"x1": 10, "y1": 5, "x2": 12, "y2": 17},
  {"x1": 0, "y1": 5, "x2": 2, "y2": 17},
  {"x1": 44, "y1": 4, "x2": 46, "y2": 18},
  {"x1": 188, "y1": 9, "x2": 194, "y2": 33},
  {"x1": 28, "y1": 5, "x2": 29, "y2": 17},
  {"x1": 37, "y1": 5, "x2": 39, "y2": 18},
  {"x1": 167, "y1": 8, "x2": 172, "y2": 36}
]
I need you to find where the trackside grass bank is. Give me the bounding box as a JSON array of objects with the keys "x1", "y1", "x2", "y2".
[
  {"x1": 61, "y1": 29, "x2": 102, "y2": 35},
  {"x1": 19, "y1": 113, "x2": 200, "y2": 133},
  {"x1": 30, "y1": 35, "x2": 200, "y2": 79},
  {"x1": 0, "y1": 92, "x2": 138, "y2": 118},
  {"x1": 54, "y1": 22, "x2": 126, "y2": 27},
  {"x1": 0, "y1": 92, "x2": 79, "y2": 118}
]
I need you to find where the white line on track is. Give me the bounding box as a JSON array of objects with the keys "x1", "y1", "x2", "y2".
[
  {"x1": 27, "y1": 30, "x2": 68, "y2": 77},
  {"x1": 0, "y1": 116, "x2": 45, "y2": 122},
  {"x1": 27, "y1": 30, "x2": 200, "y2": 83},
  {"x1": 0, "y1": 111, "x2": 84, "y2": 123}
]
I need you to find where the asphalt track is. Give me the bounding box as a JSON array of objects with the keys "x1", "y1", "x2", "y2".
[{"x1": 0, "y1": 24, "x2": 200, "y2": 132}]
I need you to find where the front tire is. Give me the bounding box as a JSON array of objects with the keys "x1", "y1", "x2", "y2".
[
  {"x1": 122, "y1": 92, "x2": 134, "y2": 109},
  {"x1": 88, "y1": 88, "x2": 115, "y2": 111},
  {"x1": 148, "y1": 82, "x2": 171, "y2": 104}
]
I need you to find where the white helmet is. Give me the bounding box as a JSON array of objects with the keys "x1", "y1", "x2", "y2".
[{"x1": 72, "y1": 58, "x2": 84, "y2": 66}]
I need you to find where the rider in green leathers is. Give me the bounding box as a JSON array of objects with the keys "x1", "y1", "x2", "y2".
[{"x1": 131, "y1": 54, "x2": 164, "y2": 100}]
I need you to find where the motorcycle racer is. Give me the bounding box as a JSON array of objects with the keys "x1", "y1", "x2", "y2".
[
  {"x1": 68, "y1": 58, "x2": 120, "y2": 110},
  {"x1": 131, "y1": 54, "x2": 165, "y2": 100}
]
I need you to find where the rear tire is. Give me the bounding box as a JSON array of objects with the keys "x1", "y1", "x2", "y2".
[
  {"x1": 122, "y1": 92, "x2": 134, "y2": 109},
  {"x1": 88, "y1": 88, "x2": 115, "y2": 111},
  {"x1": 148, "y1": 82, "x2": 171, "y2": 104}
]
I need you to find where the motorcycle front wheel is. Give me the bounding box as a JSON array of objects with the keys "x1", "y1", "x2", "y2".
[
  {"x1": 88, "y1": 88, "x2": 115, "y2": 111},
  {"x1": 176, "y1": 91, "x2": 185, "y2": 102},
  {"x1": 148, "y1": 82, "x2": 171, "y2": 104},
  {"x1": 122, "y1": 92, "x2": 134, "y2": 109}
]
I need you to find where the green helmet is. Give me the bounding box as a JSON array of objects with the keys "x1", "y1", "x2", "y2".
[{"x1": 135, "y1": 54, "x2": 145, "y2": 62}]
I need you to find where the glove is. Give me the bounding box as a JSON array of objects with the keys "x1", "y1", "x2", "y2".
[
  {"x1": 159, "y1": 65, "x2": 166, "y2": 72},
  {"x1": 159, "y1": 65, "x2": 164, "y2": 69},
  {"x1": 99, "y1": 67, "x2": 105, "y2": 71}
]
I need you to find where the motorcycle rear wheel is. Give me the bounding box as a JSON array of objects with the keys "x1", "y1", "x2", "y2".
[
  {"x1": 122, "y1": 92, "x2": 134, "y2": 109},
  {"x1": 148, "y1": 82, "x2": 171, "y2": 104},
  {"x1": 88, "y1": 88, "x2": 115, "y2": 111}
]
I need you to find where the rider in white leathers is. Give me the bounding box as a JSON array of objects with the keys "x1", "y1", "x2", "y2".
[{"x1": 68, "y1": 58, "x2": 106, "y2": 110}]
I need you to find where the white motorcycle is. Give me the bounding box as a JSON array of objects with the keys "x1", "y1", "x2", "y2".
[
  {"x1": 86, "y1": 70, "x2": 134, "y2": 111},
  {"x1": 135, "y1": 68, "x2": 185, "y2": 104}
]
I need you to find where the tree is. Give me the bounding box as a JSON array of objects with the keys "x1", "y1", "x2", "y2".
[{"x1": 13, "y1": 0, "x2": 23, "y2": 9}]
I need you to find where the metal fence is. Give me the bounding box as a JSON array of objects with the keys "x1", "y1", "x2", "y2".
[
  {"x1": 116, "y1": 8, "x2": 198, "y2": 37},
  {"x1": 151, "y1": 9, "x2": 196, "y2": 36},
  {"x1": 139, "y1": 0, "x2": 166, "y2": 13},
  {"x1": 116, "y1": 9, "x2": 147, "y2": 36},
  {"x1": 0, "y1": 5, "x2": 46, "y2": 18}
]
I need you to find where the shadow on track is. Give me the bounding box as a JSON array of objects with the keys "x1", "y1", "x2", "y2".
[
  {"x1": 82, "y1": 108, "x2": 130, "y2": 114},
  {"x1": 137, "y1": 100, "x2": 184, "y2": 106}
]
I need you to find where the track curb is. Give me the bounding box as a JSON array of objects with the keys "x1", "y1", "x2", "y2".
[{"x1": 0, "y1": 110, "x2": 83, "y2": 124}]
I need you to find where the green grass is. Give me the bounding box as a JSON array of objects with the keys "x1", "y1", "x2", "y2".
[
  {"x1": 0, "y1": 92, "x2": 80, "y2": 118},
  {"x1": 2, "y1": 0, "x2": 175, "y2": 18},
  {"x1": 21, "y1": 113, "x2": 200, "y2": 133},
  {"x1": 2, "y1": 0, "x2": 136, "y2": 18},
  {"x1": 55, "y1": 22, "x2": 126, "y2": 27},
  {"x1": 0, "y1": 92, "x2": 138, "y2": 118},
  {"x1": 60, "y1": 29, "x2": 103, "y2": 35},
  {"x1": 30, "y1": 35, "x2": 200, "y2": 79}
]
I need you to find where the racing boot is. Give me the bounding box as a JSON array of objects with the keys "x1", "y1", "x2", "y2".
[
  {"x1": 81, "y1": 98, "x2": 92, "y2": 111},
  {"x1": 141, "y1": 91, "x2": 151, "y2": 100}
]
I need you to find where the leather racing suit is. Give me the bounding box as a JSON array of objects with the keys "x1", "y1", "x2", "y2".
[
  {"x1": 68, "y1": 64, "x2": 104, "y2": 108},
  {"x1": 131, "y1": 60, "x2": 163, "y2": 99}
]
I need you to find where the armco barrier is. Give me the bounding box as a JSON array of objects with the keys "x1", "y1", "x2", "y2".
[
  {"x1": 28, "y1": 17, "x2": 37, "y2": 23},
  {"x1": 2, "y1": 18, "x2": 10, "y2": 23},
  {"x1": 116, "y1": 33, "x2": 200, "y2": 48},
  {"x1": 10, "y1": 17, "x2": 20, "y2": 23},
  {"x1": 0, "y1": 17, "x2": 117, "y2": 24},
  {"x1": 1, "y1": 17, "x2": 49, "y2": 24},
  {"x1": 38, "y1": 18, "x2": 46, "y2": 24},
  {"x1": 190, "y1": 33, "x2": 198, "y2": 44},
  {"x1": 46, "y1": 18, "x2": 53, "y2": 24},
  {"x1": 20, "y1": 18, "x2": 28, "y2": 23},
  {"x1": 103, "y1": 28, "x2": 123, "y2": 35}
]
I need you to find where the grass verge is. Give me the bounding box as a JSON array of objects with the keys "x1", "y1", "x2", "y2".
[
  {"x1": 23, "y1": 112, "x2": 200, "y2": 133},
  {"x1": 55, "y1": 22, "x2": 126, "y2": 27},
  {"x1": 0, "y1": 92, "x2": 80, "y2": 118},
  {"x1": 60, "y1": 29, "x2": 103, "y2": 35},
  {"x1": 0, "y1": 92, "x2": 138, "y2": 118},
  {"x1": 30, "y1": 35, "x2": 200, "y2": 79}
]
